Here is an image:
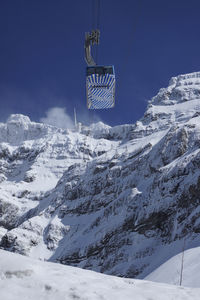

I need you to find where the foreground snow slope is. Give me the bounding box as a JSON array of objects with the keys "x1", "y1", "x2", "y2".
[
  {"x1": 0, "y1": 249, "x2": 199, "y2": 300},
  {"x1": 1, "y1": 72, "x2": 200, "y2": 278},
  {"x1": 145, "y1": 246, "x2": 200, "y2": 288}
]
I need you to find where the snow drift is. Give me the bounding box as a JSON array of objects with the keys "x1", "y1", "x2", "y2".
[{"x1": 0, "y1": 249, "x2": 199, "y2": 300}]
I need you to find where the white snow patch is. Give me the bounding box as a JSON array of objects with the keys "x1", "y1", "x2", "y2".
[
  {"x1": 145, "y1": 246, "x2": 200, "y2": 288},
  {"x1": 0, "y1": 249, "x2": 199, "y2": 300}
]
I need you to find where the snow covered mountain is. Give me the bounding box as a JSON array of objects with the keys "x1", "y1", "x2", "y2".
[
  {"x1": 1, "y1": 249, "x2": 199, "y2": 300},
  {"x1": 1, "y1": 71, "x2": 200, "y2": 280}
]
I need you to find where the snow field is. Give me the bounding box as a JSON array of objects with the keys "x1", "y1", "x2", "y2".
[
  {"x1": 145, "y1": 246, "x2": 200, "y2": 288},
  {"x1": 0, "y1": 250, "x2": 199, "y2": 300}
]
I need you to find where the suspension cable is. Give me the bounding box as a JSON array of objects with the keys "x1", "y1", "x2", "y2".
[
  {"x1": 95, "y1": 0, "x2": 100, "y2": 64},
  {"x1": 91, "y1": 0, "x2": 95, "y2": 29},
  {"x1": 96, "y1": 0, "x2": 100, "y2": 30},
  {"x1": 91, "y1": 0, "x2": 100, "y2": 64}
]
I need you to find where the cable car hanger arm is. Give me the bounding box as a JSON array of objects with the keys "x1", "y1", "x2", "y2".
[{"x1": 84, "y1": 29, "x2": 100, "y2": 66}]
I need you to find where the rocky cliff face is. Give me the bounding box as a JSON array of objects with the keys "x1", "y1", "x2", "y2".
[{"x1": 1, "y1": 72, "x2": 200, "y2": 278}]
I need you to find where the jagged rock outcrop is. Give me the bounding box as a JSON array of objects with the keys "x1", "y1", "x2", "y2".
[{"x1": 1, "y1": 72, "x2": 200, "y2": 278}]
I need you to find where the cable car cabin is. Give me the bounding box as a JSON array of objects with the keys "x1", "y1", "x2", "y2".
[{"x1": 86, "y1": 65, "x2": 115, "y2": 109}]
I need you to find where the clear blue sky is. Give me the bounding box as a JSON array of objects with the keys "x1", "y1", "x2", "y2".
[{"x1": 0, "y1": 0, "x2": 200, "y2": 126}]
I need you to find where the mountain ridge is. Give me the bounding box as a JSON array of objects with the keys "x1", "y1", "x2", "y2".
[{"x1": 1, "y1": 71, "x2": 200, "y2": 278}]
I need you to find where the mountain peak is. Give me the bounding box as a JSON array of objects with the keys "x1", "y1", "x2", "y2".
[
  {"x1": 7, "y1": 114, "x2": 31, "y2": 124},
  {"x1": 0, "y1": 114, "x2": 49, "y2": 145},
  {"x1": 150, "y1": 71, "x2": 200, "y2": 107},
  {"x1": 141, "y1": 71, "x2": 200, "y2": 133},
  {"x1": 171, "y1": 71, "x2": 200, "y2": 86}
]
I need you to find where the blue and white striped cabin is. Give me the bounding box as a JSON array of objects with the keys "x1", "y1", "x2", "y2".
[{"x1": 86, "y1": 66, "x2": 115, "y2": 109}]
